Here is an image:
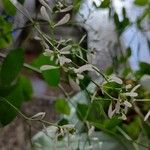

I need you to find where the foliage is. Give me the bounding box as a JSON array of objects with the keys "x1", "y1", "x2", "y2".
[{"x1": 0, "y1": 0, "x2": 149, "y2": 149}]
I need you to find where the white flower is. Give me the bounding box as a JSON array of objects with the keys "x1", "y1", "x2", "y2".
[
  {"x1": 54, "y1": 14, "x2": 70, "y2": 27},
  {"x1": 115, "y1": 101, "x2": 121, "y2": 114},
  {"x1": 74, "y1": 64, "x2": 95, "y2": 74},
  {"x1": 69, "y1": 77, "x2": 80, "y2": 92},
  {"x1": 77, "y1": 74, "x2": 84, "y2": 80},
  {"x1": 124, "y1": 92, "x2": 138, "y2": 97},
  {"x1": 108, "y1": 102, "x2": 116, "y2": 118},
  {"x1": 119, "y1": 113, "x2": 127, "y2": 120},
  {"x1": 131, "y1": 84, "x2": 140, "y2": 93},
  {"x1": 43, "y1": 49, "x2": 53, "y2": 56},
  {"x1": 124, "y1": 101, "x2": 132, "y2": 108},
  {"x1": 60, "y1": 5, "x2": 73, "y2": 12},
  {"x1": 31, "y1": 112, "x2": 46, "y2": 120},
  {"x1": 144, "y1": 110, "x2": 150, "y2": 121},
  {"x1": 58, "y1": 56, "x2": 71, "y2": 66},
  {"x1": 125, "y1": 84, "x2": 132, "y2": 90},
  {"x1": 88, "y1": 126, "x2": 95, "y2": 136},
  {"x1": 40, "y1": 65, "x2": 59, "y2": 71},
  {"x1": 62, "y1": 124, "x2": 74, "y2": 129},
  {"x1": 124, "y1": 85, "x2": 140, "y2": 97},
  {"x1": 39, "y1": 0, "x2": 52, "y2": 12},
  {"x1": 60, "y1": 45, "x2": 72, "y2": 54},
  {"x1": 40, "y1": 6, "x2": 50, "y2": 21},
  {"x1": 109, "y1": 75, "x2": 123, "y2": 84}
]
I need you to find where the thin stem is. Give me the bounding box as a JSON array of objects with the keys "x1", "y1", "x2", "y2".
[{"x1": 0, "y1": 96, "x2": 58, "y2": 127}]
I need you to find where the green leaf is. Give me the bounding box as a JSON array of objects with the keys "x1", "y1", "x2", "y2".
[
  {"x1": 0, "y1": 81, "x2": 24, "y2": 126},
  {"x1": 0, "y1": 17, "x2": 12, "y2": 48},
  {"x1": 0, "y1": 48, "x2": 24, "y2": 86},
  {"x1": 103, "y1": 82, "x2": 122, "y2": 98},
  {"x1": 73, "y1": 0, "x2": 82, "y2": 12},
  {"x1": 19, "y1": 76, "x2": 33, "y2": 101},
  {"x1": 2, "y1": 0, "x2": 16, "y2": 15},
  {"x1": 114, "y1": 8, "x2": 130, "y2": 36},
  {"x1": 104, "y1": 117, "x2": 121, "y2": 131},
  {"x1": 32, "y1": 54, "x2": 60, "y2": 86},
  {"x1": 100, "y1": 0, "x2": 110, "y2": 8},
  {"x1": 17, "y1": 0, "x2": 25, "y2": 4},
  {"x1": 139, "y1": 62, "x2": 150, "y2": 75},
  {"x1": 76, "y1": 103, "x2": 88, "y2": 121},
  {"x1": 134, "y1": 0, "x2": 148, "y2": 6},
  {"x1": 55, "y1": 98, "x2": 70, "y2": 115},
  {"x1": 127, "y1": 47, "x2": 132, "y2": 57},
  {"x1": 105, "y1": 66, "x2": 114, "y2": 75}
]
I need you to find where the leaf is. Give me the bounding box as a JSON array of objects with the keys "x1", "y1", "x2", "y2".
[
  {"x1": 134, "y1": 0, "x2": 148, "y2": 6},
  {"x1": 99, "y1": 0, "x2": 110, "y2": 8},
  {"x1": 0, "y1": 17, "x2": 13, "y2": 48},
  {"x1": 104, "y1": 117, "x2": 121, "y2": 130},
  {"x1": 114, "y1": 9, "x2": 130, "y2": 36},
  {"x1": 127, "y1": 47, "x2": 132, "y2": 57},
  {"x1": 76, "y1": 103, "x2": 88, "y2": 121},
  {"x1": 139, "y1": 62, "x2": 150, "y2": 75},
  {"x1": 73, "y1": 0, "x2": 82, "y2": 12},
  {"x1": 55, "y1": 99, "x2": 70, "y2": 115},
  {"x1": 54, "y1": 14, "x2": 70, "y2": 27},
  {"x1": 0, "y1": 81, "x2": 24, "y2": 126},
  {"x1": 32, "y1": 54, "x2": 60, "y2": 86},
  {"x1": 19, "y1": 76, "x2": 33, "y2": 101},
  {"x1": 2, "y1": 0, "x2": 16, "y2": 15},
  {"x1": 0, "y1": 48, "x2": 24, "y2": 86}
]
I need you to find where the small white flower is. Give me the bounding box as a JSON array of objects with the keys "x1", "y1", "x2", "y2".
[
  {"x1": 77, "y1": 74, "x2": 84, "y2": 80},
  {"x1": 69, "y1": 77, "x2": 80, "y2": 92},
  {"x1": 62, "y1": 124, "x2": 74, "y2": 129},
  {"x1": 144, "y1": 110, "x2": 150, "y2": 121},
  {"x1": 40, "y1": 6, "x2": 50, "y2": 21},
  {"x1": 110, "y1": 75, "x2": 123, "y2": 84},
  {"x1": 43, "y1": 49, "x2": 53, "y2": 56},
  {"x1": 124, "y1": 101, "x2": 132, "y2": 108},
  {"x1": 58, "y1": 56, "x2": 71, "y2": 66},
  {"x1": 31, "y1": 112, "x2": 46, "y2": 120},
  {"x1": 88, "y1": 126, "x2": 95, "y2": 136},
  {"x1": 60, "y1": 5, "x2": 73, "y2": 12},
  {"x1": 39, "y1": 0, "x2": 52, "y2": 12},
  {"x1": 54, "y1": 14, "x2": 70, "y2": 27},
  {"x1": 124, "y1": 92, "x2": 138, "y2": 97},
  {"x1": 74, "y1": 64, "x2": 95, "y2": 74},
  {"x1": 131, "y1": 84, "x2": 141, "y2": 93},
  {"x1": 115, "y1": 101, "x2": 121, "y2": 114},
  {"x1": 34, "y1": 36, "x2": 41, "y2": 41},
  {"x1": 40, "y1": 65, "x2": 59, "y2": 71},
  {"x1": 125, "y1": 84, "x2": 132, "y2": 90},
  {"x1": 108, "y1": 102, "x2": 116, "y2": 118},
  {"x1": 60, "y1": 45, "x2": 72, "y2": 54},
  {"x1": 119, "y1": 113, "x2": 127, "y2": 120}
]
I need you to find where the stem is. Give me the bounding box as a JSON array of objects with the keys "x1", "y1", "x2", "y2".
[{"x1": 0, "y1": 96, "x2": 58, "y2": 127}]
